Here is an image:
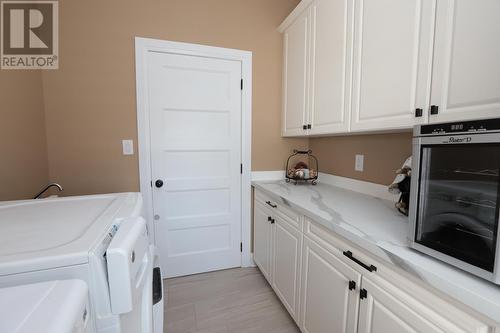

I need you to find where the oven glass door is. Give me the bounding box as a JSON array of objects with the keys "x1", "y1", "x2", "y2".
[{"x1": 416, "y1": 143, "x2": 500, "y2": 272}]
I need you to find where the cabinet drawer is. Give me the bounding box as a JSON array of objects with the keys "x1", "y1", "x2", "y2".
[
  {"x1": 255, "y1": 189, "x2": 302, "y2": 231},
  {"x1": 304, "y1": 218, "x2": 378, "y2": 274}
]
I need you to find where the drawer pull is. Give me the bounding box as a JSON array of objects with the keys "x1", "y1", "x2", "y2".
[
  {"x1": 343, "y1": 250, "x2": 377, "y2": 272},
  {"x1": 265, "y1": 201, "x2": 277, "y2": 208}
]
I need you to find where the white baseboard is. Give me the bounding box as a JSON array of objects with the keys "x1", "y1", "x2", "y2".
[
  {"x1": 251, "y1": 170, "x2": 397, "y2": 202},
  {"x1": 251, "y1": 170, "x2": 285, "y2": 181}
]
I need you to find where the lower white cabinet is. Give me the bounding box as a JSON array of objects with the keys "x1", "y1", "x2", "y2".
[
  {"x1": 358, "y1": 276, "x2": 490, "y2": 333},
  {"x1": 253, "y1": 190, "x2": 493, "y2": 333},
  {"x1": 300, "y1": 236, "x2": 361, "y2": 333},
  {"x1": 253, "y1": 201, "x2": 273, "y2": 281},
  {"x1": 272, "y1": 214, "x2": 302, "y2": 320}
]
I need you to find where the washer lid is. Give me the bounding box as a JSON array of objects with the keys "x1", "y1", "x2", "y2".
[
  {"x1": 0, "y1": 192, "x2": 142, "y2": 276},
  {"x1": 0, "y1": 280, "x2": 89, "y2": 333}
]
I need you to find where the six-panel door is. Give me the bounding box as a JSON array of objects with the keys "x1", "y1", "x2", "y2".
[
  {"x1": 272, "y1": 214, "x2": 302, "y2": 321},
  {"x1": 148, "y1": 51, "x2": 242, "y2": 278},
  {"x1": 429, "y1": 0, "x2": 500, "y2": 123},
  {"x1": 253, "y1": 201, "x2": 273, "y2": 281},
  {"x1": 300, "y1": 236, "x2": 361, "y2": 333}
]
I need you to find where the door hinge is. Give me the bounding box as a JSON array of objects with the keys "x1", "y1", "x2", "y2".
[
  {"x1": 240, "y1": 242, "x2": 243, "y2": 252},
  {"x1": 360, "y1": 288, "x2": 368, "y2": 300},
  {"x1": 240, "y1": 79, "x2": 243, "y2": 90},
  {"x1": 240, "y1": 164, "x2": 243, "y2": 174}
]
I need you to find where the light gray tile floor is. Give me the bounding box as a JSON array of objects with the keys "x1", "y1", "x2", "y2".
[{"x1": 164, "y1": 267, "x2": 301, "y2": 333}]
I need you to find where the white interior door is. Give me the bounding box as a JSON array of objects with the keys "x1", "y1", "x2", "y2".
[{"x1": 147, "y1": 51, "x2": 242, "y2": 278}]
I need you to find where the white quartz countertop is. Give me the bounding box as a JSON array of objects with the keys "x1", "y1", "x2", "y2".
[{"x1": 252, "y1": 180, "x2": 500, "y2": 323}]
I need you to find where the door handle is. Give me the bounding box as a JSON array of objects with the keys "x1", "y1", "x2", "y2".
[{"x1": 155, "y1": 179, "x2": 164, "y2": 188}]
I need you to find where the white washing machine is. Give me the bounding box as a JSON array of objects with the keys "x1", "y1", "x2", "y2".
[
  {"x1": 0, "y1": 193, "x2": 164, "y2": 333},
  {"x1": 0, "y1": 279, "x2": 91, "y2": 333}
]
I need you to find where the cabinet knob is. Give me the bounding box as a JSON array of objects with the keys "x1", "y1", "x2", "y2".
[
  {"x1": 349, "y1": 280, "x2": 356, "y2": 291},
  {"x1": 268, "y1": 216, "x2": 272, "y2": 222},
  {"x1": 155, "y1": 179, "x2": 164, "y2": 188},
  {"x1": 430, "y1": 105, "x2": 439, "y2": 115},
  {"x1": 307, "y1": 124, "x2": 311, "y2": 129},
  {"x1": 303, "y1": 125, "x2": 307, "y2": 130},
  {"x1": 415, "y1": 108, "x2": 423, "y2": 117},
  {"x1": 270, "y1": 218, "x2": 275, "y2": 224},
  {"x1": 360, "y1": 288, "x2": 368, "y2": 300}
]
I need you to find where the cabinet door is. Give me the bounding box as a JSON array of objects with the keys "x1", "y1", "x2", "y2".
[
  {"x1": 300, "y1": 237, "x2": 361, "y2": 333},
  {"x1": 282, "y1": 8, "x2": 310, "y2": 137},
  {"x1": 430, "y1": 0, "x2": 500, "y2": 123},
  {"x1": 253, "y1": 201, "x2": 273, "y2": 281},
  {"x1": 350, "y1": 0, "x2": 435, "y2": 131},
  {"x1": 358, "y1": 276, "x2": 490, "y2": 333},
  {"x1": 308, "y1": 0, "x2": 353, "y2": 135},
  {"x1": 272, "y1": 215, "x2": 302, "y2": 321}
]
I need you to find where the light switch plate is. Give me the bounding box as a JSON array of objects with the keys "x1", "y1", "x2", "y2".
[
  {"x1": 122, "y1": 140, "x2": 134, "y2": 155},
  {"x1": 355, "y1": 154, "x2": 364, "y2": 172}
]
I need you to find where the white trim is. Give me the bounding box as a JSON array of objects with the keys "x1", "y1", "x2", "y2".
[
  {"x1": 318, "y1": 172, "x2": 396, "y2": 201},
  {"x1": 134, "y1": 37, "x2": 253, "y2": 268},
  {"x1": 277, "y1": 0, "x2": 313, "y2": 33},
  {"x1": 251, "y1": 171, "x2": 285, "y2": 181}
]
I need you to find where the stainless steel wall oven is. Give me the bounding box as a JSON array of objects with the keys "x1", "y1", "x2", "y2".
[{"x1": 409, "y1": 118, "x2": 500, "y2": 284}]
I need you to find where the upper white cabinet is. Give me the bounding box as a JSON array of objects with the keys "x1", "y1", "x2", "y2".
[
  {"x1": 279, "y1": 0, "x2": 500, "y2": 136},
  {"x1": 350, "y1": 0, "x2": 435, "y2": 132},
  {"x1": 308, "y1": 0, "x2": 353, "y2": 135},
  {"x1": 282, "y1": 8, "x2": 310, "y2": 136},
  {"x1": 430, "y1": 0, "x2": 500, "y2": 123},
  {"x1": 280, "y1": 0, "x2": 352, "y2": 136}
]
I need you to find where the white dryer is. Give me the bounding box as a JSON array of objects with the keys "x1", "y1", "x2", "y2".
[{"x1": 0, "y1": 193, "x2": 164, "y2": 333}]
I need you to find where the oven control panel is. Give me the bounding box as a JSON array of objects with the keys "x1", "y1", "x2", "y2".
[{"x1": 419, "y1": 118, "x2": 500, "y2": 135}]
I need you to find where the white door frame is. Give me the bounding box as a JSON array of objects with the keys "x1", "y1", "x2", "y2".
[{"x1": 134, "y1": 37, "x2": 253, "y2": 267}]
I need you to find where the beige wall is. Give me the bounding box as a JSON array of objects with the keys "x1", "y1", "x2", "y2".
[
  {"x1": 309, "y1": 132, "x2": 413, "y2": 185},
  {"x1": 0, "y1": 71, "x2": 48, "y2": 200},
  {"x1": 41, "y1": 0, "x2": 308, "y2": 196},
  {"x1": 1, "y1": 0, "x2": 412, "y2": 200}
]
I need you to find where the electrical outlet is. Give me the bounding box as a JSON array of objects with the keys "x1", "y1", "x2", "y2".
[
  {"x1": 122, "y1": 140, "x2": 134, "y2": 155},
  {"x1": 355, "y1": 154, "x2": 364, "y2": 172}
]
